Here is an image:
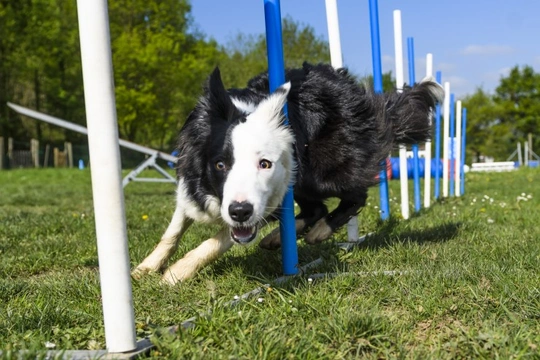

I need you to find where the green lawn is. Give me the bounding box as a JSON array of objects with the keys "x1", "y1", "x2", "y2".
[{"x1": 0, "y1": 168, "x2": 539, "y2": 359}]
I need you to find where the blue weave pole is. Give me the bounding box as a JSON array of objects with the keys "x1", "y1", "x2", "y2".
[
  {"x1": 368, "y1": 0, "x2": 389, "y2": 220},
  {"x1": 407, "y1": 37, "x2": 421, "y2": 213},
  {"x1": 263, "y1": 0, "x2": 299, "y2": 275},
  {"x1": 460, "y1": 108, "x2": 467, "y2": 195},
  {"x1": 434, "y1": 71, "x2": 442, "y2": 199},
  {"x1": 449, "y1": 93, "x2": 455, "y2": 197}
]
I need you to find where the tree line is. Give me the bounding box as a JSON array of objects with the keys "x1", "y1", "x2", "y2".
[
  {"x1": 0, "y1": 0, "x2": 329, "y2": 150},
  {"x1": 1, "y1": 0, "x2": 538, "y2": 162},
  {"x1": 462, "y1": 65, "x2": 540, "y2": 163}
]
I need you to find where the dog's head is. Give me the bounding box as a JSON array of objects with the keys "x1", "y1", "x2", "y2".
[{"x1": 201, "y1": 68, "x2": 295, "y2": 244}]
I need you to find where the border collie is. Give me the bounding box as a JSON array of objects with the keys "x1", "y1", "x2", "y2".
[{"x1": 133, "y1": 63, "x2": 444, "y2": 285}]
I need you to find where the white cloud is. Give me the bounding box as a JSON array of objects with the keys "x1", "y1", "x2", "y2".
[{"x1": 461, "y1": 44, "x2": 515, "y2": 56}]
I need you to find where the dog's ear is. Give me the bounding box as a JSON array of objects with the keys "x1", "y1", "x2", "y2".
[
  {"x1": 250, "y1": 82, "x2": 291, "y2": 127},
  {"x1": 205, "y1": 67, "x2": 237, "y2": 121}
]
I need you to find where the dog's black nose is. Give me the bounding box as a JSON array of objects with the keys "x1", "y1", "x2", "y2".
[{"x1": 229, "y1": 201, "x2": 254, "y2": 223}]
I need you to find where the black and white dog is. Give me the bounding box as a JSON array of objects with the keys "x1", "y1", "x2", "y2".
[{"x1": 133, "y1": 63, "x2": 444, "y2": 285}]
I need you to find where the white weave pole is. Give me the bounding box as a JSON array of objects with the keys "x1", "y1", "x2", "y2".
[
  {"x1": 325, "y1": 0, "x2": 357, "y2": 241},
  {"x1": 455, "y1": 100, "x2": 462, "y2": 196},
  {"x1": 517, "y1": 142, "x2": 523, "y2": 166},
  {"x1": 325, "y1": 0, "x2": 343, "y2": 68},
  {"x1": 424, "y1": 53, "x2": 433, "y2": 207},
  {"x1": 442, "y1": 82, "x2": 451, "y2": 197},
  {"x1": 524, "y1": 141, "x2": 529, "y2": 167},
  {"x1": 393, "y1": 10, "x2": 409, "y2": 220},
  {"x1": 76, "y1": 0, "x2": 137, "y2": 352}
]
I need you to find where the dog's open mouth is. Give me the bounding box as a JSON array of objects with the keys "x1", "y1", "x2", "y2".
[{"x1": 231, "y1": 225, "x2": 258, "y2": 244}]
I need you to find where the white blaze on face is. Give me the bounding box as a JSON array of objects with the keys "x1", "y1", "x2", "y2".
[{"x1": 221, "y1": 83, "x2": 295, "y2": 228}]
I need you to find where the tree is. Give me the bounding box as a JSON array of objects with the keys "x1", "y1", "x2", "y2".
[
  {"x1": 461, "y1": 88, "x2": 499, "y2": 162},
  {"x1": 361, "y1": 71, "x2": 396, "y2": 93},
  {"x1": 109, "y1": 0, "x2": 222, "y2": 148},
  {"x1": 1, "y1": 0, "x2": 86, "y2": 144},
  {"x1": 218, "y1": 17, "x2": 331, "y2": 89},
  {"x1": 493, "y1": 65, "x2": 540, "y2": 156},
  {"x1": 461, "y1": 66, "x2": 540, "y2": 162}
]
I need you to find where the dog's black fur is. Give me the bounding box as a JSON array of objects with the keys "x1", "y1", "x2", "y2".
[
  {"x1": 176, "y1": 62, "x2": 442, "y2": 248},
  {"x1": 133, "y1": 62, "x2": 443, "y2": 284}
]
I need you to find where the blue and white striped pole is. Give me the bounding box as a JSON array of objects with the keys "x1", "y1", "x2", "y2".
[
  {"x1": 449, "y1": 93, "x2": 455, "y2": 197},
  {"x1": 460, "y1": 108, "x2": 467, "y2": 195},
  {"x1": 407, "y1": 37, "x2": 421, "y2": 213},
  {"x1": 263, "y1": 0, "x2": 299, "y2": 275},
  {"x1": 434, "y1": 71, "x2": 442, "y2": 199},
  {"x1": 368, "y1": 0, "x2": 390, "y2": 220}
]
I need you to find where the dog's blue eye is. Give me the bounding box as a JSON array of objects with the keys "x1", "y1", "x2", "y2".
[
  {"x1": 215, "y1": 161, "x2": 226, "y2": 171},
  {"x1": 259, "y1": 159, "x2": 272, "y2": 169}
]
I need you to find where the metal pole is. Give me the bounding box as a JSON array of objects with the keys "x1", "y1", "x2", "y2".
[
  {"x1": 407, "y1": 37, "x2": 421, "y2": 213},
  {"x1": 263, "y1": 0, "x2": 299, "y2": 275},
  {"x1": 393, "y1": 9, "x2": 409, "y2": 220},
  {"x1": 369, "y1": 0, "x2": 390, "y2": 220},
  {"x1": 76, "y1": 0, "x2": 136, "y2": 352}
]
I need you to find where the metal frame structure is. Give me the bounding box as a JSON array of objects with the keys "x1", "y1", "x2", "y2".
[{"x1": 7, "y1": 102, "x2": 177, "y2": 188}]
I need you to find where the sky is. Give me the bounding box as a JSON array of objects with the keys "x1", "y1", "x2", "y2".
[{"x1": 191, "y1": 0, "x2": 540, "y2": 99}]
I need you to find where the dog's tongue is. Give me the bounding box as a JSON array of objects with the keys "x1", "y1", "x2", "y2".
[
  {"x1": 233, "y1": 227, "x2": 254, "y2": 239},
  {"x1": 231, "y1": 226, "x2": 258, "y2": 244}
]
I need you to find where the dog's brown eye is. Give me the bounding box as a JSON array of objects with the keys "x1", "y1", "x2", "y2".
[
  {"x1": 215, "y1": 161, "x2": 226, "y2": 171},
  {"x1": 259, "y1": 159, "x2": 272, "y2": 169}
]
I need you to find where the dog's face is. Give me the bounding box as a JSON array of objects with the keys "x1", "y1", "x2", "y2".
[{"x1": 203, "y1": 69, "x2": 295, "y2": 244}]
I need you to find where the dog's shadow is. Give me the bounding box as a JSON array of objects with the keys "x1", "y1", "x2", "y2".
[{"x1": 209, "y1": 220, "x2": 462, "y2": 282}]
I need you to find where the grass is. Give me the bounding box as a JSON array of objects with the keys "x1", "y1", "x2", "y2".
[{"x1": 0, "y1": 167, "x2": 539, "y2": 359}]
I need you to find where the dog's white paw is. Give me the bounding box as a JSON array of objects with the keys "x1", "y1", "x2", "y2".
[
  {"x1": 161, "y1": 270, "x2": 181, "y2": 286},
  {"x1": 304, "y1": 218, "x2": 333, "y2": 244},
  {"x1": 160, "y1": 261, "x2": 198, "y2": 286},
  {"x1": 131, "y1": 264, "x2": 159, "y2": 280}
]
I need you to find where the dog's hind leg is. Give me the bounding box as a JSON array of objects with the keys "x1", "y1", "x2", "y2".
[
  {"x1": 161, "y1": 227, "x2": 234, "y2": 285},
  {"x1": 304, "y1": 192, "x2": 367, "y2": 245},
  {"x1": 259, "y1": 199, "x2": 328, "y2": 250},
  {"x1": 132, "y1": 207, "x2": 194, "y2": 278}
]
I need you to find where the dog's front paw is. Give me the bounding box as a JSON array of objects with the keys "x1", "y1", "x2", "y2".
[
  {"x1": 160, "y1": 261, "x2": 197, "y2": 286},
  {"x1": 131, "y1": 264, "x2": 158, "y2": 280},
  {"x1": 304, "y1": 218, "x2": 333, "y2": 244},
  {"x1": 160, "y1": 270, "x2": 181, "y2": 286},
  {"x1": 259, "y1": 227, "x2": 282, "y2": 250}
]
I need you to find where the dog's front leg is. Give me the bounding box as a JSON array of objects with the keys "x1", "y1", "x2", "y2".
[
  {"x1": 259, "y1": 199, "x2": 328, "y2": 250},
  {"x1": 132, "y1": 207, "x2": 193, "y2": 277},
  {"x1": 161, "y1": 227, "x2": 233, "y2": 285}
]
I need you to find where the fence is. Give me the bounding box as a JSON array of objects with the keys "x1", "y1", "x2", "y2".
[{"x1": 0, "y1": 136, "x2": 166, "y2": 170}]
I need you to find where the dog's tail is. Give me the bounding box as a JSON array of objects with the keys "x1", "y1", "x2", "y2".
[{"x1": 385, "y1": 77, "x2": 444, "y2": 145}]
